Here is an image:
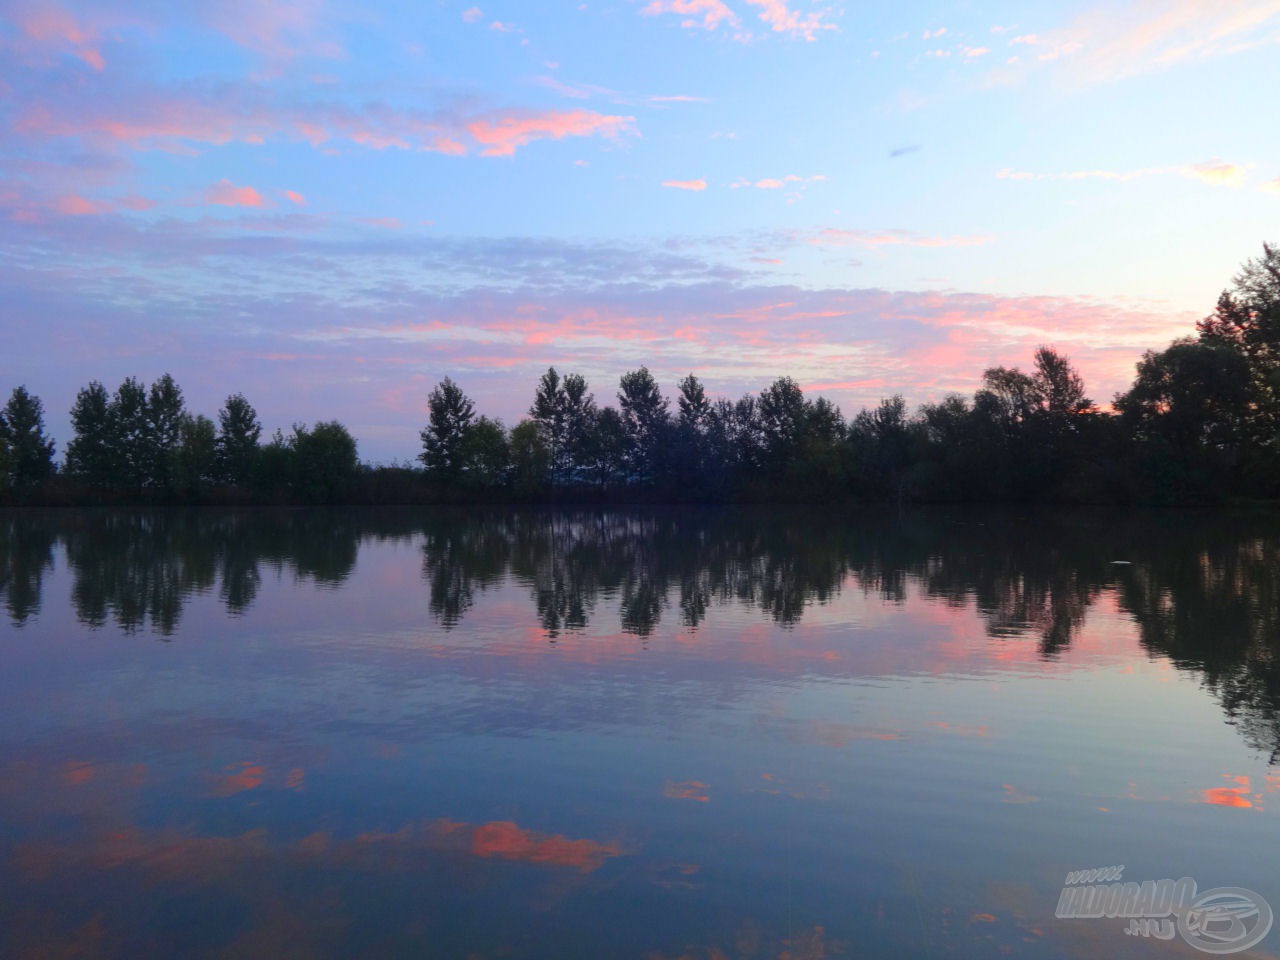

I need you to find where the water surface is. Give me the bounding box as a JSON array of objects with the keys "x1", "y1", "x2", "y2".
[{"x1": 1, "y1": 507, "x2": 1277, "y2": 958}]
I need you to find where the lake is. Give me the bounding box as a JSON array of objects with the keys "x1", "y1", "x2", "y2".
[{"x1": 0, "y1": 506, "x2": 1276, "y2": 959}]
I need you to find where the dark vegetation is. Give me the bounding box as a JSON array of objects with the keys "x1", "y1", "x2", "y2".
[{"x1": 2, "y1": 244, "x2": 1279, "y2": 506}]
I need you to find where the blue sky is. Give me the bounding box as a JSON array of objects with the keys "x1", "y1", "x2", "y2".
[{"x1": 2, "y1": 0, "x2": 1278, "y2": 461}]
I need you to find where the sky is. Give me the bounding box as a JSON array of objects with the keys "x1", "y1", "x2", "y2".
[{"x1": 2, "y1": 0, "x2": 1279, "y2": 463}]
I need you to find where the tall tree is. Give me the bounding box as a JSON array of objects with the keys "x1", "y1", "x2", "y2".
[
  {"x1": 421, "y1": 377, "x2": 476, "y2": 481},
  {"x1": 0, "y1": 386, "x2": 55, "y2": 497},
  {"x1": 677, "y1": 374, "x2": 711, "y2": 432},
  {"x1": 145, "y1": 373, "x2": 186, "y2": 490},
  {"x1": 529, "y1": 368, "x2": 568, "y2": 482},
  {"x1": 618, "y1": 367, "x2": 669, "y2": 482},
  {"x1": 1197, "y1": 242, "x2": 1280, "y2": 439},
  {"x1": 67, "y1": 381, "x2": 116, "y2": 488},
  {"x1": 562, "y1": 373, "x2": 596, "y2": 480},
  {"x1": 1032, "y1": 347, "x2": 1092, "y2": 417},
  {"x1": 176, "y1": 414, "x2": 217, "y2": 495},
  {"x1": 110, "y1": 376, "x2": 150, "y2": 490},
  {"x1": 217, "y1": 393, "x2": 262, "y2": 486}
]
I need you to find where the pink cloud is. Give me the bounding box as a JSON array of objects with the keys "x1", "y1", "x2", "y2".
[
  {"x1": 744, "y1": 0, "x2": 834, "y2": 40},
  {"x1": 663, "y1": 179, "x2": 708, "y2": 191},
  {"x1": 284, "y1": 189, "x2": 307, "y2": 206},
  {"x1": 640, "y1": 0, "x2": 739, "y2": 31},
  {"x1": 203, "y1": 0, "x2": 343, "y2": 64},
  {"x1": 465, "y1": 109, "x2": 636, "y2": 157},
  {"x1": 461, "y1": 6, "x2": 483, "y2": 23},
  {"x1": 205, "y1": 179, "x2": 266, "y2": 207},
  {"x1": 998, "y1": 0, "x2": 1280, "y2": 85},
  {"x1": 15, "y1": 85, "x2": 635, "y2": 159},
  {"x1": 54, "y1": 194, "x2": 109, "y2": 216},
  {"x1": 8, "y1": 1, "x2": 107, "y2": 69}
]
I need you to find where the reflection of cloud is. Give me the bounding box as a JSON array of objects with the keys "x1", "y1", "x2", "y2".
[
  {"x1": 209, "y1": 761, "x2": 266, "y2": 796},
  {"x1": 462, "y1": 819, "x2": 623, "y2": 870},
  {"x1": 664, "y1": 779, "x2": 711, "y2": 801},
  {"x1": 1000, "y1": 783, "x2": 1039, "y2": 804},
  {"x1": 1200, "y1": 774, "x2": 1256, "y2": 809}
]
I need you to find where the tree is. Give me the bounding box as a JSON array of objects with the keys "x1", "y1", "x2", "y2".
[
  {"x1": 530, "y1": 368, "x2": 569, "y2": 482},
  {"x1": 110, "y1": 376, "x2": 150, "y2": 490},
  {"x1": 67, "y1": 381, "x2": 115, "y2": 488},
  {"x1": 509, "y1": 419, "x2": 549, "y2": 496},
  {"x1": 292, "y1": 421, "x2": 358, "y2": 503},
  {"x1": 677, "y1": 374, "x2": 711, "y2": 432},
  {"x1": 562, "y1": 373, "x2": 596, "y2": 481},
  {"x1": 458, "y1": 416, "x2": 510, "y2": 489},
  {"x1": 1116, "y1": 338, "x2": 1251, "y2": 449},
  {"x1": 618, "y1": 367, "x2": 669, "y2": 482},
  {"x1": 176, "y1": 414, "x2": 217, "y2": 495},
  {"x1": 1197, "y1": 242, "x2": 1280, "y2": 439},
  {"x1": 145, "y1": 373, "x2": 186, "y2": 490},
  {"x1": 0, "y1": 386, "x2": 55, "y2": 497},
  {"x1": 758, "y1": 377, "x2": 808, "y2": 472},
  {"x1": 217, "y1": 393, "x2": 262, "y2": 486},
  {"x1": 421, "y1": 377, "x2": 476, "y2": 481},
  {"x1": 978, "y1": 366, "x2": 1039, "y2": 427},
  {"x1": 1032, "y1": 347, "x2": 1093, "y2": 417}
]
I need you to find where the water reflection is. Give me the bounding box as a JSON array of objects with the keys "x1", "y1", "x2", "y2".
[
  {"x1": 2, "y1": 505, "x2": 1279, "y2": 757},
  {"x1": 1, "y1": 506, "x2": 1278, "y2": 959}
]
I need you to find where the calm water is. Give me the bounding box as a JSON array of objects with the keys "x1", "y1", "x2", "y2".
[{"x1": 1, "y1": 507, "x2": 1277, "y2": 959}]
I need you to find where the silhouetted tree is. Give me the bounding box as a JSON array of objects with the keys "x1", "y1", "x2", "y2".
[
  {"x1": 291, "y1": 421, "x2": 358, "y2": 503},
  {"x1": 176, "y1": 414, "x2": 217, "y2": 495},
  {"x1": 0, "y1": 386, "x2": 55, "y2": 498},
  {"x1": 618, "y1": 366, "x2": 670, "y2": 483},
  {"x1": 459, "y1": 416, "x2": 510, "y2": 488},
  {"x1": 217, "y1": 393, "x2": 262, "y2": 486},
  {"x1": 421, "y1": 377, "x2": 476, "y2": 482},
  {"x1": 66, "y1": 381, "x2": 115, "y2": 488}
]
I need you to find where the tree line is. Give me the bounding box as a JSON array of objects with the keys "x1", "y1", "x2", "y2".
[{"x1": 2, "y1": 243, "x2": 1279, "y2": 506}]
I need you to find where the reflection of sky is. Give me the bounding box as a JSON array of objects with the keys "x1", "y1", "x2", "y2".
[{"x1": 1, "y1": 535, "x2": 1277, "y2": 958}]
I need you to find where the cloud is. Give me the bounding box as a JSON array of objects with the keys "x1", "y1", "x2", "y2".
[
  {"x1": 13, "y1": 77, "x2": 637, "y2": 158},
  {"x1": 640, "y1": 0, "x2": 739, "y2": 31},
  {"x1": 806, "y1": 227, "x2": 991, "y2": 248},
  {"x1": 201, "y1": 0, "x2": 343, "y2": 64},
  {"x1": 284, "y1": 189, "x2": 307, "y2": 206},
  {"x1": 7, "y1": 0, "x2": 108, "y2": 70},
  {"x1": 744, "y1": 0, "x2": 835, "y2": 41},
  {"x1": 999, "y1": 0, "x2": 1280, "y2": 84},
  {"x1": 206, "y1": 179, "x2": 266, "y2": 207},
  {"x1": 997, "y1": 158, "x2": 1253, "y2": 187},
  {"x1": 1263, "y1": 178, "x2": 1280, "y2": 195},
  {"x1": 461, "y1": 6, "x2": 483, "y2": 22},
  {"x1": 465, "y1": 109, "x2": 636, "y2": 157},
  {"x1": 1184, "y1": 158, "x2": 1250, "y2": 186},
  {"x1": 662, "y1": 179, "x2": 708, "y2": 190},
  {"x1": 890, "y1": 145, "x2": 922, "y2": 158},
  {"x1": 0, "y1": 210, "x2": 1196, "y2": 463}
]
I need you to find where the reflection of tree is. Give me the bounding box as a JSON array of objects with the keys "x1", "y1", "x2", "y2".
[
  {"x1": 0, "y1": 513, "x2": 56, "y2": 624},
  {"x1": 5, "y1": 506, "x2": 1279, "y2": 757},
  {"x1": 55, "y1": 509, "x2": 362, "y2": 636},
  {"x1": 1112, "y1": 517, "x2": 1280, "y2": 762}
]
